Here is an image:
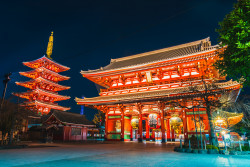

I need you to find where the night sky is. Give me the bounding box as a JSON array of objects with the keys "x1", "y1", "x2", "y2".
[{"x1": 0, "y1": 0, "x2": 237, "y2": 120}]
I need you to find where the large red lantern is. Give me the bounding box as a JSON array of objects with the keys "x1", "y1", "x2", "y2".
[{"x1": 148, "y1": 114, "x2": 161, "y2": 129}]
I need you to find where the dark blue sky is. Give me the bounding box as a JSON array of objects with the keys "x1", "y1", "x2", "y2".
[{"x1": 0, "y1": 0, "x2": 237, "y2": 120}]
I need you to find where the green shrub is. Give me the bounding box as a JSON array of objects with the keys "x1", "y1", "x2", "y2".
[
  {"x1": 206, "y1": 145, "x2": 219, "y2": 151},
  {"x1": 242, "y1": 146, "x2": 250, "y2": 151}
]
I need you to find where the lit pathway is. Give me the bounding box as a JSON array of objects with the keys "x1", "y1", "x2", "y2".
[{"x1": 0, "y1": 142, "x2": 249, "y2": 167}]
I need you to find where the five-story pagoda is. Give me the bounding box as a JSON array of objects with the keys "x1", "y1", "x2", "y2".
[{"x1": 13, "y1": 32, "x2": 71, "y2": 115}]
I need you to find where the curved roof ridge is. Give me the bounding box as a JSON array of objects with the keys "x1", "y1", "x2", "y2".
[
  {"x1": 111, "y1": 37, "x2": 210, "y2": 63},
  {"x1": 23, "y1": 55, "x2": 70, "y2": 71}
]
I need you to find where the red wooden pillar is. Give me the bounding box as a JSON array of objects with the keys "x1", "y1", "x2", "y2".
[
  {"x1": 172, "y1": 128, "x2": 175, "y2": 141},
  {"x1": 146, "y1": 119, "x2": 150, "y2": 141},
  {"x1": 63, "y1": 126, "x2": 66, "y2": 141},
  {"x1": 105, "y1": 112, "x2": 109, "y2": 141},
  {"x1": 182, "y1": 109, "x2": 188, "y2": 143},
  {"x1": 152, "y1": 130, "x2": 155, "y2": 141},
  {"x1": 136, "y1": 103, "x2": 143, "y2": 142},
  {"x1": 167, "y1": 118, "x2": 171, "y2": 141},
  {"x1": 158, "y1": 101, "x2": 166, "y2": 143},
  {"x1": 130, "y1": 117, "x2": 133, "y2": 141},
  {"x1": 138, "y1": 111, "x2": 143, "y2": 142},
  {"x1": 119, "y1": 104, "x2": 125, "y2": 141}
]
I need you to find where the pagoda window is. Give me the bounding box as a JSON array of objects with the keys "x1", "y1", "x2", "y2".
[
  {"x1": 41, "y1": 95, "x2": 45, "y2": 100},
  {"x1": 125, "y1": 78, "x2": 132, "y2": 85},
  {"x1": 171, "y1": 71, "x2": 180, "y2": 78},
  {"x1": 45, "y1": 96, "x2": 50, "y2": 101},
  {"x1": 46, "y1": 85, "x2": 50, "y2": 90},
  {"x1": 183, "y1": 69, "x2": 190, "y2": 77},
  {"x1": 111, "y1": 80, "x2": 118, "y2": 87},
  {"x1": 152, "y1": 74, "x2": 160, "y2": 81},
  {"x1": 141, "y1": 75, "x2": 147, "y2": 83},
  {"x1": 162, "y1": 72, "x2": 170, "y2": 80},
  {"x1": 38, "y1": 107, "x2": 43, "y2": 112},
  {"x1": 108, "y1": 110, "x2": 114, "y2": 114},
  {"x1": 41, "y1": 84, "x2": 46, "y2": 89},
  {"x1": 132, "y1": 77, "x2": 140, "y2": 84},
  {"x1": 191, "y1": 68, "x2": 199, "y2": 75},
  {"x1": 117, "y1": 82, "x2": 123, "y2": 86},
  {"x1": 44, "y1": 108, "x2": 49, "y2": 112}
]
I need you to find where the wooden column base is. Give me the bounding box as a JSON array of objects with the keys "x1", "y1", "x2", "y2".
[{"x1": 161, "y1": 138, "x2": 166, "y2": 143}]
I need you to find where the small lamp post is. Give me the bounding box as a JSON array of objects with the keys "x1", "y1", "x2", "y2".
[{"x1": 1, "y1": 72, "x2": 12, "y2": 110}]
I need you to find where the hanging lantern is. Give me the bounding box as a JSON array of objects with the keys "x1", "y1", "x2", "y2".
[
  {"x1": 131, "y1": 118, "x2": 139, "y2": 129},
  {"x1": 148, "y1": 114, "x2": 160, "y2": 129},
  {"x1": 170, "y1": 117, "x2": 182, "y2": 126},
  {"x1": 115, "y1": 120, "x2": 121, "y2": 132}
]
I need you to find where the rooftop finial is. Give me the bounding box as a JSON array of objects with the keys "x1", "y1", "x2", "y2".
[{"x1": 46, "y1": 31, "x2": 54, "y2": 59}]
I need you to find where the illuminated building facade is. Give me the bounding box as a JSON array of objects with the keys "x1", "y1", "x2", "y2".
[
  {"x1": 13, "y1": 32, "x2": 71, "y2": 115},
  {"x1": 76, "y1": 38, "x2": 241, "y2": 142}
]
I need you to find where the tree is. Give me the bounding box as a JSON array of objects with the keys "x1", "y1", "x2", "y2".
[
  {"x1": 216, "y1": 0, "x2": 250, "y2": 86},
  {"x1": 93, "y1": 110, "x2": 105, "y2": 127},
  {"x1": 228, "y1": 95, "x2": 250, "y2": 136},
  {"x1": 179, "y1": 76, "x2": 230, "y2": 147},
  {"x1": 0, "y1": 98, "x2": 34, "y2": 145}
]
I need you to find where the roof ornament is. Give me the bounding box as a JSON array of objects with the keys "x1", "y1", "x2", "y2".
[{"x1": 46, "y1": 31, "x2": 54, "y2": 59}]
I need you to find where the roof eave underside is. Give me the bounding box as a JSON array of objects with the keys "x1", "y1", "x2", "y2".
[
  {"x1": 24, "y1": 100, "x2": 71, "y2": 111},
  {"x1": 76, "y1": 81, "x2": 240, "y2": 105},
  {"x1": 20, "y1": 67, "x2": 70, "y2": 80},
  {"x1": 13, "y1": 89, "x2": 71, "y2": 100}
]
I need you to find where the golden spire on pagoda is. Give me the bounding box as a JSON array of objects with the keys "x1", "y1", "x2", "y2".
[{"x1": 46, "y1": 31, "x2": 54, "y2": 59}]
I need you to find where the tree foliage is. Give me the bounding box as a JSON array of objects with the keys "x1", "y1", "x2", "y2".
[
  {"x1": 93, "y1": 110, "x2": 105, "y2": 127},
  {"x1": 228, "y1": 95, "x2": 250, "y2": 130},
  {"x1": 216, "y1": 0, "x2": 250, "y2": 86},
  {"x1": 0, "y1": 98, "x2": 34, "y2": 145}
]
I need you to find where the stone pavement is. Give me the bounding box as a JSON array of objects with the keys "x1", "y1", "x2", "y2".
[{"x1": 0, "y1": 142, "x2": 249, "y2": 167}]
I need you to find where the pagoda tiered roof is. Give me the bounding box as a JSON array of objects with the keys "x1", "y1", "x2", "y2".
[
  {"x1": 75, "y1": 80, "x2": 240, "y2": 106},
  {"x1": 81, "y1": 37, "x2": 217, "y2": 76},
  {"x1": 13, "y1": 88, "x2": 70, "y2": 101},
  {"x1": 23, "y1": 56, "x2": 70, "y2": 73},
  {"x1": 19, "y1": 67, "x2": 70, "y2": 81},
  {"x1": 14, "y1": 32, "x2": 71, "y2": 115},
  {"x1": 16, "y1": 77, "x2": 70, "y2": 91},
  {"x1": 23, "y1": 100, "x2": 70, "y2": 111}
]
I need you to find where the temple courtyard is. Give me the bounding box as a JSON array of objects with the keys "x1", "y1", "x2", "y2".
[{"x1": 0, "y1": 142, "x2": 250, "y2": 167}]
